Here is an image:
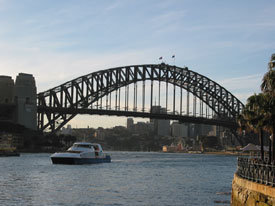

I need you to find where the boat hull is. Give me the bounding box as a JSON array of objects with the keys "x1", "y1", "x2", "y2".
[{"x1": 51, "y1": 155, "x2": 111, "y2": 165}]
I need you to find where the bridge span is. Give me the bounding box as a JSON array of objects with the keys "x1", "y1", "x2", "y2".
[{"x1": 37, "y1": 63, "x2": 244, "y2": 133}]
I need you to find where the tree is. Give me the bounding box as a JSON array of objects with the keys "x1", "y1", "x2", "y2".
[
  {"x1": 241, "y1": 94, "x2": 266, "y2": 160},
  {"x1": 200, "y1": 135, "x2": 221, "y2": 150},
  {"x1": 260, "y1": 54, "x2": 275, "y2": 162}
]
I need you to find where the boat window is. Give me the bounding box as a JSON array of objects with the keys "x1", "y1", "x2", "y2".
[
  {"x1": 73, "y1": 144, "x2": 91, "y2": 148},
  {"x1": 67, "y1": 150, "x2": 81, "y2": 153}
]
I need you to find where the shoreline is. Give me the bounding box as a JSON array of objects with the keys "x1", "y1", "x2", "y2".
[
  {"x1": 203, "y1": 151, "x2": 244, "y2": 156},
  {"x1": 3, "y1": 150, "x2": 247, "y2": 156}
]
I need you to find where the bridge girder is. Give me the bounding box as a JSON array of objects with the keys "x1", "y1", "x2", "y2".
[{"x1": 37, "y1": 64, "x2": 244, "y2": 132}]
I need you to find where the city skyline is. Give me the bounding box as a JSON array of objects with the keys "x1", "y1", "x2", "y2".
[{"x1": 0, "y1": 0, "x2": 274, "y2": 128}]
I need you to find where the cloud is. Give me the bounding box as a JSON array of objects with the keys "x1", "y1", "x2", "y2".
[
  {"x1": 217, "y1": 74, "x2": 262, "y2": 103},
  {"x1": 103, "y1": 1, "x2": 123, "y2": 12},
  {"x1": 218, "y1": 74, "x2": 262, "y2": 90},
  {"x1": 148, "y1": 10, "x2": 186, "y2": 34},
  {"x1": 184, "y1": 21, "x2": 275, "y2": 33},
  {"x1": 0, "y1": 0, "x2": 273, "y2": 128},
  {"x1": 0, "y1": 46, "x2": 166, "y2": 92}
]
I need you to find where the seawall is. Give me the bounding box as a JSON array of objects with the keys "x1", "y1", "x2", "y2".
[{"x1": 231, "y1": 173, "x2": 275, "y2": 206}]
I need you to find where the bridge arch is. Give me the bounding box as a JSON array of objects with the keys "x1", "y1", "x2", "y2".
[{"x1": 37, "y1": 64, "x2": 244, "y2": 132}]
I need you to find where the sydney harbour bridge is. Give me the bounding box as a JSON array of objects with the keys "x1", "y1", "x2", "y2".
[{"x1": 37, "y1": 63, "x2": 244, "y2": 136}]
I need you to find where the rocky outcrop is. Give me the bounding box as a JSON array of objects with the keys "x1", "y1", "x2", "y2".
[{"x1": 231, "y1": 174, "x2": 275, "y2": 206}]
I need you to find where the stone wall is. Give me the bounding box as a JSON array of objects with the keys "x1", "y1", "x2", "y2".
[
  {"x1": 231, "y1": 174, "x2": 275, "y2": 206},
  {"x1": 14, "y1": 73, "x2": 37, "y2": 130}
]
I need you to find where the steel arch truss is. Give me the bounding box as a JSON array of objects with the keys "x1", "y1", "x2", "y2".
[{"x1": 37, "y1": 64, "x2": 244, "y2": 132}]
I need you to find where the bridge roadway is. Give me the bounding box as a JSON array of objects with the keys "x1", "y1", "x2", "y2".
[{"x1": 37, "y1": 105, "x2": 238, "y2": 129}]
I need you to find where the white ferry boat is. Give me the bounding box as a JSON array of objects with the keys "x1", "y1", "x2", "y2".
[{"x1": 51, "y1": 142, "x2": 111, "y2": 164}]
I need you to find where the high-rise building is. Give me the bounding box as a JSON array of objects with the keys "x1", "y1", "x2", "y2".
[
  {"x1": 127, "y1": 118, "x2": 134, "y2": 131},
  {"x1": 60, "y1": 124, "x2": 72, "y2": 135},
  {"x1": 207, "y1": 125, "x2": 217, "y2": 136},
  {"x1": 171, "y1": 121, "x2": 188, "y2": 137},
  {"x1": 134, "y1": 122, "x2": 148, "y2": 135},
  {"x1": 150, "y1": 106, "x2": 170, "y2": 136}
]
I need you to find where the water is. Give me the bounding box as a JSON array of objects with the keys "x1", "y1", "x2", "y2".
[{"x1": 0, "y1": 152, "x2": 236, "y2": 206}]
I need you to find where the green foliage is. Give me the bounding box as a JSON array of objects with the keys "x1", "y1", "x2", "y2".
[
  {"x1": 200, "y1": 135, "x2": 221, "y2": 150},
  {"x1": 261, "y1": 70, "x2": 275, "y2": 95},
  {"x1": 0, "y1": 121, "x2": 26, "y2": 133},
  {"x1": 260, "y1": 69, "x2": 275, "y2": 133},
  {"x1": 238, "y1": 55, "x2": 275, "y2": 161},
  {"x1": 242, "y1": 93, "x2": 266, "y2": 131}
]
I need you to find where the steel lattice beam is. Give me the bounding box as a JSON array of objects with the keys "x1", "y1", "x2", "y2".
[{"x1": 37, "y1": 64, "x2": 244, "y2": 132}]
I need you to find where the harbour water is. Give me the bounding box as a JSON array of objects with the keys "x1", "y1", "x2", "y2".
[{"x1": 0, "y1": 152, "x2": 236, "y2": 206}]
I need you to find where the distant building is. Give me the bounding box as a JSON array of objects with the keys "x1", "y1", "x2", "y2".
[
  {"x1": 188, "y1": 123, "x2": 195, "y2": 138},
  {"x1": 207, "y1": 125, "x2": 218, "y2": 136},
  {"x1": 134, "y1": 122, "x2": 148, "y2": 135},
  {"x1": 60, "y1": 124, "x2": 72, "y2": 135},
  {"x1": 162, "y1": 140, "x2": 185, "y2": 152},
  {"x1": 191, "y1": 124, "x2": 215, "y2": 137},
  {"x1": 0, "y1": 133, "x2": 22, "y2": 152},
  {"x1": 94, "y1": 127, "x2": 105, "y2": 140},
  {"x1": 147, "y1": 121, "x2": 154, "y2": 133},
  {"x1": 71, "y1": 127, "x2": 96, "y2": 142},
  {"x1": 171, "y1": 121, "x2": 188, "y2": 137},
  {"x1": 220, "y1": 129, "x2": 234, "y2": 146},
  {"x1": 150, "y1": 106, "x2": 170, "y2": 136},
  {"x1": 201, "y1": 124, "x2": 213, "y2": 136},
  {"x1": 127, "y1": 118, "x2": 134, "y2": 131}
]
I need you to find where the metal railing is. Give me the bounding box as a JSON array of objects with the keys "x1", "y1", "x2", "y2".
[{"x1": 236, "y1": 157, "x2": 275, "y2": 187}]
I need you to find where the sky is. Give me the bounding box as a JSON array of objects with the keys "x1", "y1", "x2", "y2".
[{"x1": 0, "y1": 0, "x2": 274, "y2": 128}]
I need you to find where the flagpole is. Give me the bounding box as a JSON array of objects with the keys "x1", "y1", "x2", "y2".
[
  {"x1": 172, "y1": 55, "x2": 175, "y2": 66},
  {"x1": 159, "y1": 56, "x2": 163, "y2": 63}
]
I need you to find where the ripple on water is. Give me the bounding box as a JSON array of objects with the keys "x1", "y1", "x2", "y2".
[{"x1": 0, "y1": 152, "x2": 236, "y2": 206}]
